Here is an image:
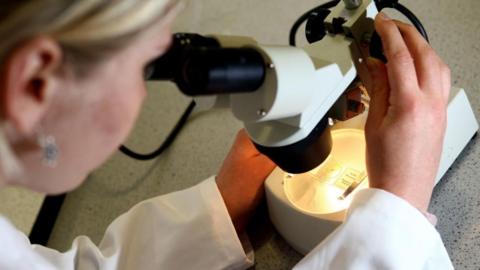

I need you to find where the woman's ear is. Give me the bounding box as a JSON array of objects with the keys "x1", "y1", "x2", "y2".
[{"x1": 0, "y1": 36, "x2": 63, "y2": 136}]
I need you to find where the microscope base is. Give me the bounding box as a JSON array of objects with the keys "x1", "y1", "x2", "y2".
[{"x1": 265, "y1": 87, "x2": 479, "y2": 255}]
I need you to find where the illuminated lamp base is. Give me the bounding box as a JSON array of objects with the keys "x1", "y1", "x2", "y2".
[
  {"x1": 265, "y1": 127, "x2": 368, "y2": 255},
  {"x1": 284, "y1": 129, "x2": 368, "y2": 215},
  {"x1": 265, "y1": 87, "x2": 479, "y2": 255}
]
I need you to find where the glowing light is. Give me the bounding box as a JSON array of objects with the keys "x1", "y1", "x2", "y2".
[{"x1": 284, "y1": 129, "x2": 369, "y2": 214}]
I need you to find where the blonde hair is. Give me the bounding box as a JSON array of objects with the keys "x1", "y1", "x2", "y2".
[
  {"x1": 0, "y1": 0, "x2": 177, "y2": 181},
  {"x1": 0, "y1": 0, "x2": 177, "y2": 74}
]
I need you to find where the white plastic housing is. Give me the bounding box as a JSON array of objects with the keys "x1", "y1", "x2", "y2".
[
  {"x1": 235, "y1": 36, "x2": 357, "y2": 148},
  {"x1": 436, "y1": 88, "x2": 479, "y2": 183},
  {"x1": 230, "y1": 46, "x2": 320, "y2": 122}
]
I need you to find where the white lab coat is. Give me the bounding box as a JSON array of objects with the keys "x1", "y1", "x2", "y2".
[{"x1": 0, "y1": 177, "x2": 454, "y2": 270}]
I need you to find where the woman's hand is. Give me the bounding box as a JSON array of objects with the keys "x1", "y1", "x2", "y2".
[
  {"x1": 216, "y1": 129, "x2": 276, "y2": 233},
  {"x1": 364, "y1": 13, "x2": 451, "y2": 212}
]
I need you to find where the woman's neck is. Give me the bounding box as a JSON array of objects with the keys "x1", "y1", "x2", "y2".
[{"x1": 0, "y1": 123, "x2": 23, "y2": 186}]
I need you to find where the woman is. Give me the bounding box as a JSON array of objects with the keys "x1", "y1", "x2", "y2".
[{"x1": 0, "y1": 0, "x2": 454, "y2": 269}]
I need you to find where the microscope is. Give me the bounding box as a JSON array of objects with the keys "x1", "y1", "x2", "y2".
[{"x1": 144, "y1": 0, "x2": 479, "y2": 254}]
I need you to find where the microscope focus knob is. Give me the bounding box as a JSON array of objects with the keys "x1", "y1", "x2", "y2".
[{"x1": 305, "y1": 8, "x2": 331, "y2": 44}]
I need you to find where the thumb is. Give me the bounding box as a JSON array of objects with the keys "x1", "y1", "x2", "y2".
[
  {"x1": 366, "y1": 57, "x2": 388, "y2": 94},
  {"x1": 366, "y1": 57, "x2": 390, "y2": 128}
]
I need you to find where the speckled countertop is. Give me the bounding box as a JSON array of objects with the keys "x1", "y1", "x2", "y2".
[{"x1": 3, "y1": 0, "x2": 478, "y2": 269}]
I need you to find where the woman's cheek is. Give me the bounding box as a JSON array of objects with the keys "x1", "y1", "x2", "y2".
[{"x1": 95, "y1": 78, "x2": 147, "y2": 148}]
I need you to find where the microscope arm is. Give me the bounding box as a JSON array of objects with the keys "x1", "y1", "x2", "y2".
[{"x1": 147, "y1": 0, "x2": 380, "y2": 173}]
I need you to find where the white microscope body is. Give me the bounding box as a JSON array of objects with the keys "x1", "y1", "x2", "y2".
[{"x1": 155, "y1": 0, "x2": 479, "y2": 255}]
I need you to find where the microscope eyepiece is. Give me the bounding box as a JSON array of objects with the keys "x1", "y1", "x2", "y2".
[
  {"x1": 177, "y1": 48, "x2": 266, "y2": 96},
  {"x1": 146, "y1": 33, "x2": 266, "y2": 96}
]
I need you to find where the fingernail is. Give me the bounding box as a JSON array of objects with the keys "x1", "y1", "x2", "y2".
[{"x1": 378, "y1": 12, "x2": 391, "y2": 21}]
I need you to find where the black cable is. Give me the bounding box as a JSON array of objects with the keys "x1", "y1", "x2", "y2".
[
  {"x1": 119, "y1": 100, "x2": 196, "y2": 160},
  {"x1": 390, "y1": 2, "x2": 429, "y2": 42},
  {"x1": 29, "y1": 194, "x2": 66, "y2": 245},
  {"x1": 289, "y1": 0, "x2": 340, "y2": 46}
]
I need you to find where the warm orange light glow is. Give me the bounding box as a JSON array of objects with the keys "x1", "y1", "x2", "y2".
[{"x1": 284, "y1": 129, "x2": 369, "y2": 214}]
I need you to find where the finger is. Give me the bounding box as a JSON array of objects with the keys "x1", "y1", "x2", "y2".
[
  {"x1": 394, "y1": 21, "x2": 442, "y2": 95},
  {"x1": 374, "y1": 13, "x2": 419, "y2": 96},
  {"x1": 365, "y1": 57, "x2": 389, "y2": 129},
  {"x1": 436, "y1": 60, "x2": 451, "y2": 104}
]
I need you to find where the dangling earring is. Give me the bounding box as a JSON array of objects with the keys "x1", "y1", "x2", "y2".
[{"x1": 37, "y1": 134, "x2": 58, "y2": 168}]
